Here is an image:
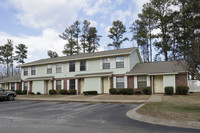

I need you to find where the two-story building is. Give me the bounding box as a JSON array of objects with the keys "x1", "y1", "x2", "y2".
[{"x1": 17, "y1": 47, "x2": 188, "y2": 94}]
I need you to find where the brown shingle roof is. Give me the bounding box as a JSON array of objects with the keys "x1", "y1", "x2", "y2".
[
  {"x1": 19, "y1": 47, "x2": 137, "y2": 67},
  {"x1": 0, "y1": 74, "x2": 21, "y2": 83},
  {"x1": 126, "y1": 60, "x2": 187, "y2": 75}
]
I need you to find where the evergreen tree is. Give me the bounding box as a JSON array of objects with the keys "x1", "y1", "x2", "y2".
[
  {"x1": 81, "y1": 20, "x2": 90, "y2": 53},
  {"x1": 87, "y1": 27, "x2": 101, "y2": 53},
  {"x1": 73, "y1": 21, "x2": 81, "y2": 53},
  {"x1": 108, "y1": 20, "x2": 129, "y2": 49},
  {"x1": 0, "y1": 39, "x2": 14, "y2": 76},
  {"x1": 15, "y1": 44, "x2": 28, "y2": 64},
  {"x1": 47, "y1": 50, "x2": 58, "y2": 58}
]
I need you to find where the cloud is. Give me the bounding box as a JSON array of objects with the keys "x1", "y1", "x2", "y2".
[
  {"x1": 110, "y1": 9, "x2": 132, "y2": 24},
  {"x1": 5, "y1": 0, "x2": 86, "y2": 29},
  {"x1": 0, "y1": 28, "x2": 66, "y2": 62},
  {"x1": 89, "y1": 20, "x2": 98, "y2": 27}
]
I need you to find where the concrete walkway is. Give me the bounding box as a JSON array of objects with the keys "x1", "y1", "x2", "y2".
[
  {"x1": 147, "y1": 94, "x2": 163, "y2": 102},
  {"x1": 126, "y1": 94, "x2": 200, "y2": 130}
]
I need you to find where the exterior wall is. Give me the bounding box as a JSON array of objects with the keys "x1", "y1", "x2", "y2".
[
  {"x1": 163, "y1": 75, "x2": 176, "y2": 92},
  {"x1": 176, "y1": 73, "x2": 188, "y2": 87},
  {"x1": 129, "y1": 50, "x2": 141, "y2": 70},
  {"x1": 84, "y1": 77, "x2": 102, "y2": 93},
  {"x1": 128, "y1": 76, "x2": 134, "y2": 88},
  {"x1": 32, "y1": 81, "x2": 45, "y2": 94},
  {"x1": 47, "y1": 80, "x2": 53, "y2": 93},
  {"x1": 21, "y1": 55, "x2": 133, "y2": 81}
]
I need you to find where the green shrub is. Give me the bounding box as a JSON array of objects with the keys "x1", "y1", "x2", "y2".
[
  {"x1": 16, "y1": 90, "x2": 22, "y2": 95},
  {"x1": 37, "y1": 92, "x2": 41, "y2": 95},
  {"x1": 70, "y1": 89, "x2": 77, "y2": 95},
  {"x1": 165, "y1": 86, "x2": 174, "y2": 95},
  {"x1": 29, "y1": 92, "x2": 35, "y2": 95},
  {"x1": 49, "y1": 89, "x2": 56, "y2": 95},
  {"x1": 59, "y1": 89, "x2": 68, "y2": 95},
  {"x1": 143, "y1": 87, "x2": 151, "y2": 95},
  {"x1": 21, "y1": 90, "x2": 27, "y2": 95},
  {"x1": 118, "y1": 88, "x2": 133, "y2": 95},
  {"x1": 176, "y1": 86, "x2": 189, "y2": 95},
  {"x1": 135, "y1": 90, "x2": 142, "y2": 95},
  {"x1": 83, "y1": 91, "x2": 98, "y2": 95},
  {"x1": 126, "y1": 88, "x2": 134, "y2": 95},
  {"x1": 109, "y1": 88, "x2": 116, "y2": 94}
]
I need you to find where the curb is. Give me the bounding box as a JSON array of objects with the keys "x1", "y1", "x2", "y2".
[
  {"x1": 15, "y1": 98, "x2": 146, "y2": 104},
  {"x1": 126, "y1": 103, "x2": 200, "y2": 130}
]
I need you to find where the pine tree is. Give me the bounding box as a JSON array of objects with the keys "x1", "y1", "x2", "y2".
[
  {"x1": 15, "y1": 44, "x2": 28, "y2": 64},
  {"x1": 87, "y1": 27, "x2": 101, "y2": 53},
  {"x1": 47, "y1": 50, "x2": 58, "y2": 58},
  {"x1": 81, "y1": 20, "x2": 90, "y2": 53},
  {"x1": 108, "y1": 20, "x2": 129, "y2": 49}
]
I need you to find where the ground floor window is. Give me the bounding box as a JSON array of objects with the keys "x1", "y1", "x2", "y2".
[
  {"x1": 137, "y1": 75, "x2": 147, "y2": 88},
  {"x1": 56, "y1": 80, "x2": 61, "y2": 90},
  {"x1": 70, "y1": 79, "x2": 75, "y2": 90},
  {"x1": 116, "y1": 77, "x2": 124, "y2": 88},
  {"x1": 11, "y1": 83, "x2": 15, "y2": 91},
  {"x1": 24, "y1": 82, "x2": 28, "y2": 90}
]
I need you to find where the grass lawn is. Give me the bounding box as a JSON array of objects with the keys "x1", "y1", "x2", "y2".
[
  {"x1": 137, "y1": 93, "x2": 200, "y2": 122},
  {"x1": 96, "y1": 95, "x2": 150, "y2": 100}
]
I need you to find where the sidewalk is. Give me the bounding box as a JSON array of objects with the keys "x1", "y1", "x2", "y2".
[
  {"x1": 15, "y1": 94, "x2": 148, "y2": 104},
  {"x1": 126, "y1": 94, "x2": 200, "y2": 130}
]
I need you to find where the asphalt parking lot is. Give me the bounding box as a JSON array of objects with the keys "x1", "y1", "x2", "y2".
[{"x1": 0, "y1": 100, "x2": 199, "y2": 133}]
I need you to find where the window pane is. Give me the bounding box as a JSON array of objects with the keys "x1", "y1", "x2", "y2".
[
  {"x1": 80, "y1": 60, "x2": 86, "y2": 71},
  {"x1": 70, "y1": 79, "x2": 75, "y2": 90},
  {"x1": 24, "y1": 82, "x2": 28, "y2": 90},
  {"x1": 47, "y1": 68, "x2": 52, "y2": 74},
  {"x1": 31, "y1": 67, "x2": 36, "y2": 75},
  {"x1": 56, "y1": 80, "x2": 61, "y2": 90},
  {"x1": 69, "y1": 62, "x2": 75, "y2": 72},
  {"x1": 116, "y1": 77, "x2": 124, "y2": 88},
  {"x1": 137, "y1": 76, "x2": 147, "y2": 88},
  {"x1": 11, "y1": 83, "x2": 15, "y2": 91},
  {"x1": 103, "y1": 63, "x2": 110, "y2": 69},
  {"x1": 56, "y1": 64, "x2": 62, "y2": 73},
  {"x1": 116, "y1": 62, "x2": 124, "y2": 68},
  {"x1": 24, "y1": 67, "x2": 28, "y2": 76}
]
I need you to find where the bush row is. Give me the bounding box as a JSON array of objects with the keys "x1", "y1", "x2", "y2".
[
  {"x1": 49, "y1": 89, "x2": 77, "y2": 95},
  {"x1": 165, "y1": 85, "x2": 189, "y2": 95},
  {"x1": 83, "y1": 91, "x2": 98, "y2": 95},
  {"x1": 109, "y1": 87, "x2": 151, "y2": 95}
]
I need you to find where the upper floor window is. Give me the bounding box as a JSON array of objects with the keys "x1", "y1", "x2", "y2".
[
  {"x1": 24, "y1": 67, "x2": 28, "y2": 76},
  {"x1": 116, "y1": 56, "x2": 124, "y2": 68},
  {"x1": 137, "y1": 76, "x2": 147, "y2": 88},
  {"x1": 56, "y1": 80, "x2": 61, "y2": 90},
  {"x1": 31, "y1": 66, "x2": 36, "y2": 75},
  {"x1": 70, "y1": 79, "x2": 75, "y2": 90},
  {"x1": 80, "y1": 60, "x2": 86, "y2": 71},
  {"x1": 47, "y1": 65, "x2": 52, "y2": 74},
  {"x1": 116, "y1": 77, "x2": 124, "y2": 88},
  {"x1": 69, "y1": 61, "x2": 75, "y2": 72},
  {"x1": 56, "y1": 64, "x2": 62, "y2": 73},
  {"x1": 102, "y1": 58, "x2": 110, "y2": 69}
]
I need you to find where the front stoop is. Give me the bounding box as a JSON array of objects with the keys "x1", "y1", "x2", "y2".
[{"x1": 126, "y1": 103, "x2": 200, "y2": 130}]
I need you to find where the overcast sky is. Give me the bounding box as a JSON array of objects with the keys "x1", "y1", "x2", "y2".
[{"x1": 0, "y1": 0, "x2": 150, "y2": 63}]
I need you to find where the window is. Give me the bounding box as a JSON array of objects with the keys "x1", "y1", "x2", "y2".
[
  {"x1": 11, "y1": 83, "x2": 15, "y2": 91},
  {"x1": 56, "y1": 64, "x2": 62, "y2": 73},
  {"x1": 69, "y1": 61, "x2": 75, "y2": 72},
  {"x1": 31, "y1": 66, "x2": 36, "y2": 75},
  {"x1": 24, "y1": 67, "x2": 28, "y2": 76},
  {"x1": 102, "y1": 58, "x2": 110, "y2": 69},
  {"x1": 116, "y1": 77, "x2": 124, "y2": 88},
  {"x1": 116, "y1": 56, "x2": 124, "y2": 68},
  {"x1": 70, "y1": 79, "x2": 75, "y2": 90},
  {"x1": 56, "y1": 80, "x2": 61, "y2": 90},
  {"x1": 24, "y1": 82, "x2": 28, "y2": 90},
  {"x1": 80, "y1": 60, "x2": 86, "y2": 71},
  {"x1": 47, "y1": 65, "x2": 52, "y2": 74},
  {"x1": 137, "y1": 76, "x2": 147, "y2": 88}
]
